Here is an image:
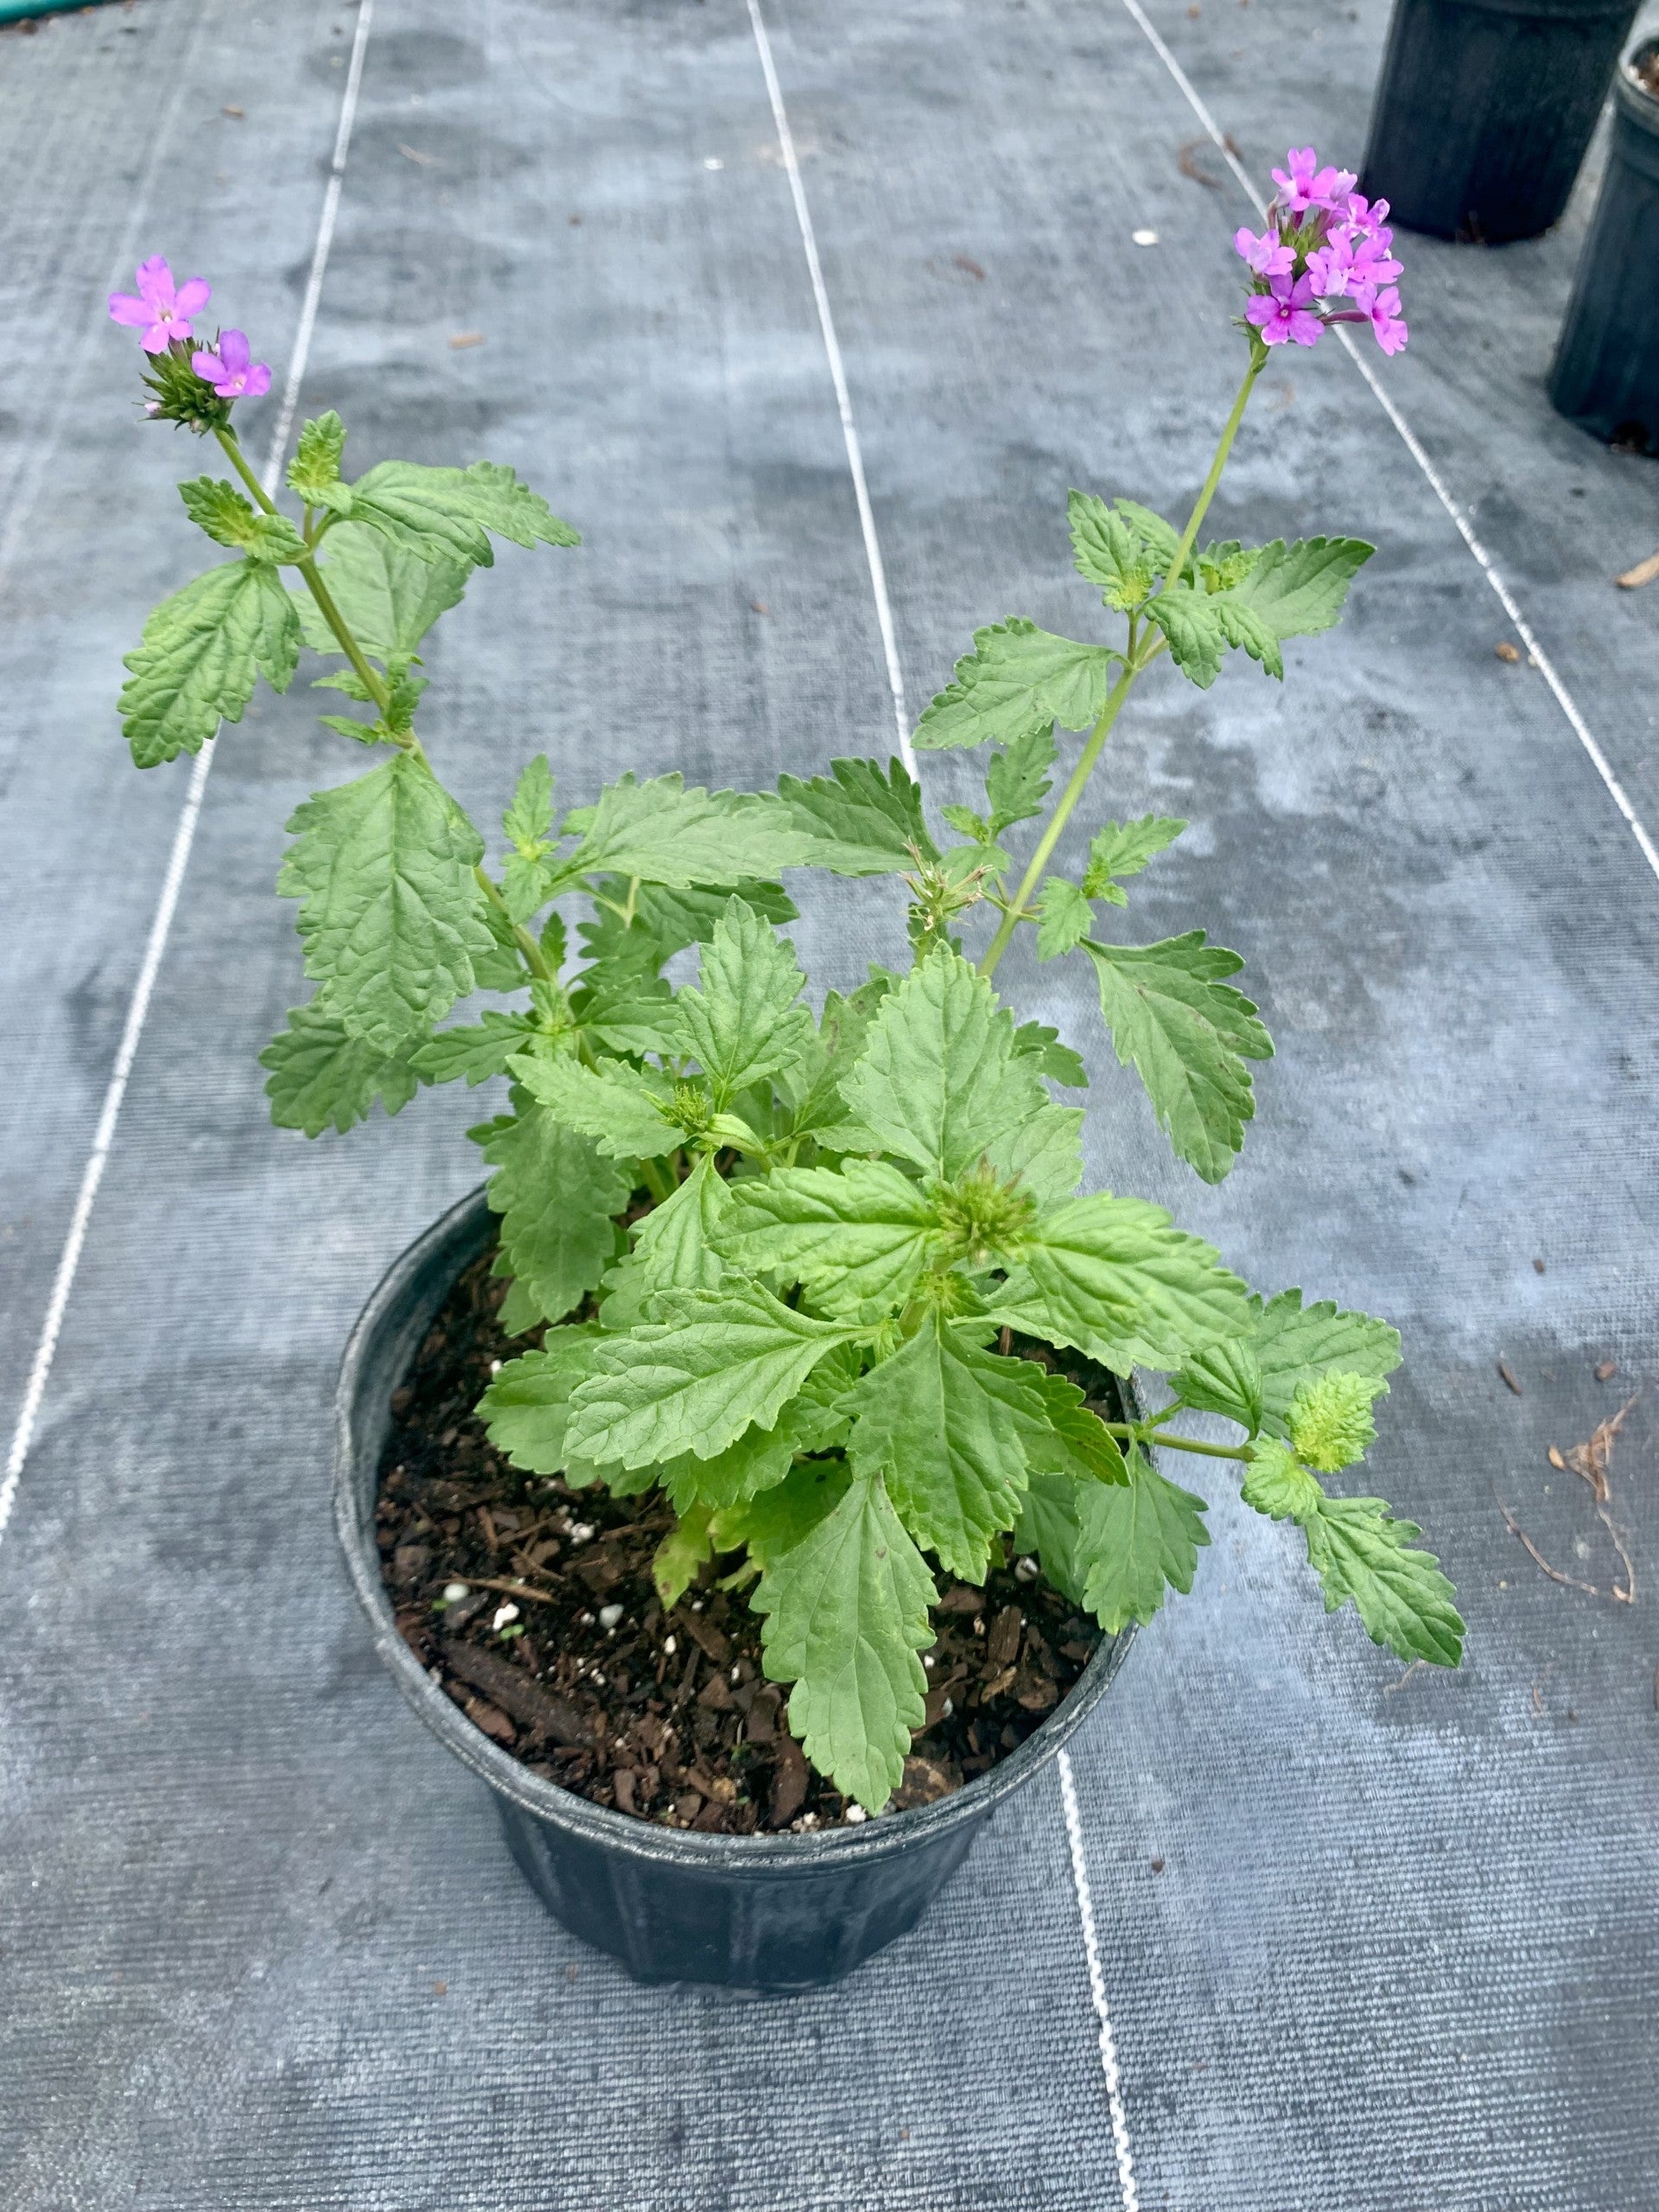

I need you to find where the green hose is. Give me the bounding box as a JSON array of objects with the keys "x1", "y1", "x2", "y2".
[{"x1": 0, "y1": 0, "x2": 125, "y2": 23}]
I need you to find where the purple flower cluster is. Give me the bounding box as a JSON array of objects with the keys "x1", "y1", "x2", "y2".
[
  {"x1": 1234, "y1": 149, "x2": 1407, "y2": 355},
  {"x1": 108, "y1": 257, "x2": 271, "y2": 401}
]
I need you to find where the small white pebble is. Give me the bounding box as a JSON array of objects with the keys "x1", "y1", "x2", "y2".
[
  {"x1": 590, "y1": 1671, "x2": 607, "y2": 1688},
  {"x1": 924, "y1": 1655, "x2": 936, "y2": 1669},
  {"x1": 598, "y1": 1604, "x2": 624, "y2": 1630},
  {"x1": 442, "y1": 1582, "x2": 469, "y2": 1605},
  {"x1": 844, "y1": 1804, "x2": 868, "y2": 1824},
  {"x1": 690, "y1": 1599, "x2": 703, "y2": 1611},
  {"x1": 973, "y1": 1617, "x2": 986, "y2": 1637},
  {"x1": 1132, "y1": 227, "x2": 1159, "y2": 246},
  {"x1": 730, "y1": 1664, "x2": 741, "y2": 1682},
  {"x1": 942, "y1": 1697, "x2": 954, "y2": 1718},
  {"x1": 663, "y1": 1635, "x2": 677, "y2": 1656},
  {"x1": 489, "y1": 1358, "x2": 502, "y2": 1375},
  {"x1": 568, "y1": 1522, "x2": 595, "y2": 1546},
  {"x1": 579, "y1": 1611, "x2": 595, "y2": 1626},
  {"x1": 1014, "y1": 1554, "x2": 1039, "y2": 1583},
  {"x1": 703, "y1": 155, "x2": 724, "y2": 169},
  {"x1": 491, "y1": 1603, "x2": 520, "y2": 1630}
]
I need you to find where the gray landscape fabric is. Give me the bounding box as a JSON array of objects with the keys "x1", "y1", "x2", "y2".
[{"x1": 1, "y1": 1, "x2": 1656, "y2": 2206}]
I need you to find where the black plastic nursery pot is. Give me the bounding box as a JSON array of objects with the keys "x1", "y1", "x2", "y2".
[
  {"x1": 1359, "y1": 0, "x2": 1640, "y2": 242},
  {"x1": 334, "y1": 1186, "x2": 1137, "y2": 1993},
  {"x1": 1550, "y1": 38, "x2": 1659, "y2": 448}
]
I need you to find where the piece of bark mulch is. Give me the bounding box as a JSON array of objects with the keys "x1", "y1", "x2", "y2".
[{"x1": 378, "y1": 1246, "x2": 1106, "y2": 1834}]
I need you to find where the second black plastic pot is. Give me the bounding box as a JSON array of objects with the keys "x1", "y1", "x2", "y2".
[
  {"x1": 334, "y1": 1187, "x2": 1138, "y2": 1992},
  {"x1": 1550, "y1": 38, "x2": 1659, "y2": 448},
  {"x1": 1360, "y1": 0, "x2": 1639, "y2": 242}
]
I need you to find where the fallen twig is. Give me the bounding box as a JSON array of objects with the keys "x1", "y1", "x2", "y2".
[
  {"x1": 1616, "y1": 549, "x2": 1659, "y2": 589},
  {"x1": 1496, "y1": 1492, "x2": 1603, "y2": 1598},
  {"x1": 1561, "y1": 1395, "x2": 1638, "y2": 1605}
]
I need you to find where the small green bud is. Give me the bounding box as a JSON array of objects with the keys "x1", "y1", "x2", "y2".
[
  {"x1": 932, "y1": 1161, "x2": 1036, "y2": 1268},
  {"x1": 668, "y1": 1081, "x2": 712, "y2": 1138},
  {"x1": 1287, "y1": 1370, "x2": 1380, "y2": 1473}
]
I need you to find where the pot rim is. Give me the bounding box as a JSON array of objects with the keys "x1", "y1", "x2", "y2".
[
  {"x1": 1622, "y1": 34, "x2": 1659, "y2": 112},
  {"x1": 335, "y1": 1184, "x2": 1137, "y2": 1875}
]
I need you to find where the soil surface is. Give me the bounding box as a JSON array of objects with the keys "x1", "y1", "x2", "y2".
[{"x1": 378, "y1": 1247, "x2": 1111, "y2": 1833}]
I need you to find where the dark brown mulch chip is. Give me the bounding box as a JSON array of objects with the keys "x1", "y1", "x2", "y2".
[{"x1": 376, "y1": 1246, "x2": 1108, "y2": 1833}]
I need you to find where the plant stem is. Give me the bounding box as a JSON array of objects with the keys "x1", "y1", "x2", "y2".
[
  {"x1": 979, "y1": 658, "x2": 1138, "y2": 980},
  {"x1": 976, "y1": 345, "x2": 1264, "y2": 983},
  {"x1": 1100, "y1": 1422, "x2": 1253, "y2": 1463},
  {"x1": 1160, "y1": 346, "x2": 1266, "y2": 593},
  {"x1": 217, "y1": 427, "x2": 553, "y2": 991}
]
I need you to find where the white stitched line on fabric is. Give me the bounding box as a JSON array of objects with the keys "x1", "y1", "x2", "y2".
[
  {"x1": 1059, "y1": 1750, "x2": 1141, "y2": 2212},
  {"x1": 744, "y1": 0, "x2": 915, "y2": 773},
  {"x1": 0, "y1": 0, "x2": 378, "y2": 1555},
  {"x1": 1115, "y1": 0, "x2": 1659, "y2": 887}
]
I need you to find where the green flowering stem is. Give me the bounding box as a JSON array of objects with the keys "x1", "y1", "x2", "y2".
[
  {"x1": 215, "y1": 425, "x2": 555, "y2": 991},
  {"x1": 977, "y1": 342, "x2": 1265, "y2": 986},
  {"x1": 1159, "y1": 343, "x2": 1266, "y2": 597},
  {"x1": 979, "y1": 658, "x2": 1140, "y2": 980}
]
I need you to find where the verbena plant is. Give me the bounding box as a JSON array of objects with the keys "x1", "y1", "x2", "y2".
[{"x1": 108, "y1": 156, "x2": 1459, "y2": 1815}]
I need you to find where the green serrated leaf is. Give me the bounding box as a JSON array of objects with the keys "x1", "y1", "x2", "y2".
[
  {"x1": 985, "y1": 1101, "x2": 1084, "y2": 1209},
  {"x1": 846, "y1": 1313, "x2": 1039, "y2": 1580},
  {"x1": 777, "y1": 976, "x2": 892, "y2": 1141},
  {"x1": 576, "y1": 877, "x2": 798, "y2": 978},
  {"x1": 278, "y1": 753, "x2": 495, "y2": 1053},
  {"x1": 409, "y1": 1010, "x2": 537, "y2": 1087},
  {"x1": 753, "y1": 1464, "x2": 936, "y2": 1811},
  {"x1": 658, "y1": 1389, "x2": 835, "y2": 1516},
  {"x1": 1144, "y1": 586, "x2": 1229, "y2": 689},
  {"x1": 1036, "y1": 877, "x2": 1094, "y2": 962},
  {"x1": 501, "y1": 850, "x2": 554, "y2": 924},
  {"x1": 1011, "y1": 1020, "x2": 1089, "y2": 1089},
  {"x1": 472, "y1": 893, "x2": 530, "y2": 993},
  {"x1": 569, "y1": 969, "x2": 680, "y2": 1059},
  {"x1": 1231, "y1": 537, "x2": 1373, "y2": 641},
  {"x1": 1081, "y1": 816, "x2": 1187, "y2": 898},
  {"x1": 477, "y1": 1324, "x2": 606, "y2": 1475},
  {"x1": 1240, "y1": 1438, "x2": 1325, "y2": 1522},
  {"x1": 672, "y1": 897, "x2": 815, "y2": 1104},
  {"x1": 346, "y1": 458, "x2": 580, "y2": 569},
  {"x1": 714, "y1": 1457, "x2": 854, "y2": 1566},
  {"x1": 558, "y1": 774, "x2": 811, "y2": 890},
  {"x1": 913, "y1": 619, "x2": 1120, "y2": 752},
  {"x1": 1300, "y1": 1493, "x2": 1463, "y2": 1665},
  {"x1": 600, "y1": 1153, "x2": 729, "y2": 1330},
  {"x1": 1076, "y1": 1446, "x2": 1210, "y2": 1630},
  {"x1": 259, "y1": 999, "x2": 419, "y2": 1135},
  {"x1": 840, "y1": 944, "x2": 1046, "y2": 1179},
  {"x1": 293, "y1": 522, "x2": 469, "y2": 664},
  {"x1": 985, "y1": 724, "x2": 1058, "y2": 834},
  {"x1": 996, "y1": 1191, "x2": 1251, "y2": 1374},
  {"x1": 777, "y1": 756, "x2": 938, "y2": 874},
  {"x1": 121, "y1": 561, "x2": 302, "y2": 766},
  {"x1": 1174, "y1": 1290, "x2": 1401, "y2": 1440},
  {"x1": 475, "y1": 1103, "x2": 629, "y2": 1326},
  {"x1": 507, "y1": 1050, "x2": 681, "y2": 1159},
  {"x1": 179, "y1": 477, "x2": 308, "y2": 561},
  {"x1": 1084, "y1": 933, "x2": 1273, "y2": 1184},
  {"x1": 1001, "y1": 1361, "x2": 1128, "y2": 1484},
  {"x1": 1068, "y1": 490, "x2": 1159, "y2": 611},
  {"x1": 566, "y1": 1282, "x2": 861, "y2": 1470},
  {"x1": 1112, "y1": 499, "x2": 1184, "y2": 573},
  {"x1": 287, "y1": 411, "x2": 351, "y2": 510},
  {"x1": 718, "y1": 1160, "x2": 937, "y2": 1321},
  {"x1": 504, "y1": 753, "x2": 554, "y2": 854}
]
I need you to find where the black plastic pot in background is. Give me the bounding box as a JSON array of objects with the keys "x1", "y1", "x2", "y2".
[
  {"x1": 1360, "y1": 0, "x2": 1639, "y2": 242},
  {"x1": 1551, "y1": 40, "x2": 1659, "y2": 449},
  {"x1": 334, "y1": 1187, "x2": 1137, "y2": 1993}
]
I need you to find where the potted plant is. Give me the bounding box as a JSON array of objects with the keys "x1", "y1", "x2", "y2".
[
  {"x1": 1551, "y1": 35, "x2": 1659, "y2": 449},
  {"x1": 1359, "y1": 0, "x2": 1639, "y2": 242},
  {"x1": 107, "y1": 168, "x2": 1460, "y2": 1992}
]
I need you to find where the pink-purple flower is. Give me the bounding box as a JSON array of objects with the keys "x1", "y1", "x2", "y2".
[
  {"x1": 191, "y1": 328, "x2": 271, "y2": 400},
  {"x1": 1233, "y1": 149, "x2": 1408, "y2": 356},
  {"x1": 1234, "y1": 226, "x2": 1295, "y2": 279},
  {"x1": 108, "y1": 257, "x2": 211, "y2": 353},
  {"x1": 1245, "y1": 274, "x2": 1324, "y2": 348}
]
